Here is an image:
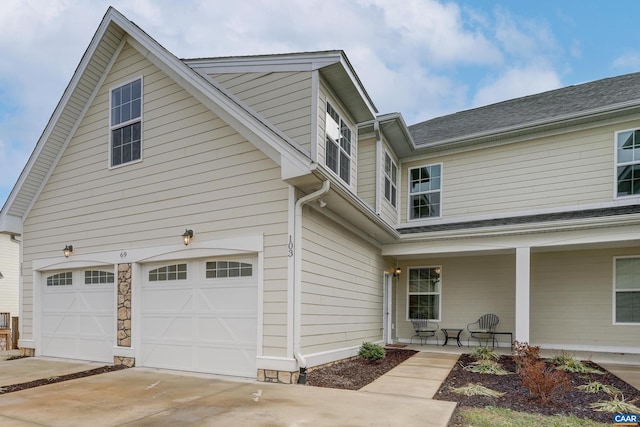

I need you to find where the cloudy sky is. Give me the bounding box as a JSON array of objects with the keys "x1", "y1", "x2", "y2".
[{"x1": 1, "y1": 0, "x2": 640, "y2": 206}]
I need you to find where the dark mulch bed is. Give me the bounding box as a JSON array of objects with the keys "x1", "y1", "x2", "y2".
[
  {"x1": 0, "y1": 364, "x2": 128, "y2": 395},
  {"x1": 306, "y1": 348, "x2": 418, "y2": 390},
  {"x1": 435, "y1": 354, "x2": 640, "y2": 424}
]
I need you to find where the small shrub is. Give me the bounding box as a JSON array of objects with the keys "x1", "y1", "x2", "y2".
[
  {"x1": 470, "y1": 346, "x2": 499, "y2": 360},
  {"x1": 464, "y1": 359, "x2": 511, "y2": 375},
  {"x1": 520, "y1": 360, "x2": 572, "y2": 405},
  {"x1": 450, "y1": 383, "x2": 505, "y2": 397},
  {"x1": 358, "y1": 342, "x2": 385, "y2": 362},
  {"x1": 577, "y1": 381, "x2": 621, "y2": 396},
  {"x1": 590, "y1": 394, "x2": 640, "y2": 413},
  {"x1": 513, "y1": 340, "x2": 540, "y2": 373},
  {"x1": 555, "y1": 358, "x2": 604, "y2": 375},
  {"x1": 550, "y1": 350, "x2": 574, "y2": 366}
]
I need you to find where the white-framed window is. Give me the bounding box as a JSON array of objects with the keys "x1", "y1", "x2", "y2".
[
  {"x1": 325, "y1": 102, "x2": 352, "y2": 184},
  {"x1": 407, "y1": 266, "x2": 441, "y2": 320},
  {"x1": 148, "y1": 263, "x2": 187, "y2": 281},
  {"x1": 408, "y1": 163, "x2": 442, "y2": 219},
  {"x1": 206, "y1": 261, "x2": 253, "y2": 278},
  {"x1": 46, "y1": 272, "x2": 73, "y2": 286},
  {"x1": 614, "y1": 257, "x2": 640, "y2": 323},
  {"x1": 616, "y1": 129, "x2": 640, "y2": 197},
  {"x1": 84, "y1": 270, "x2": 115, "y2": 285},
  {"x1": 110, "y1": 77, "x2": 142, "y2": 167},
  {"x1": 384, "y1": 152, "x2": 397, "y2": 208}
]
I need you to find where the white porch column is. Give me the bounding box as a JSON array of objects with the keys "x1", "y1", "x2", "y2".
[{"x1": 515, "y1": 247, "x2": 530, "y2": 343}]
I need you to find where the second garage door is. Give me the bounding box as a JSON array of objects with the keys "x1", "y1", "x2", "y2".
[
  {"x1": 140, "y1": 258, "x2": 258, "y2": 377},
  {"x1": 41, "y1": 268, "x2": 115, "y2": 362}
]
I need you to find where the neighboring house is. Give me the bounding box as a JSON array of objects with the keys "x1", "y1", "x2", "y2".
[
  {"x1": 0, "y1": 7, "x2": 638, "y2": 381},
  {"x1": 0, "y1": 234, "x2": 19, "y2": 318}
]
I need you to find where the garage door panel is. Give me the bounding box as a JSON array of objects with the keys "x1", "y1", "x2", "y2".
[
  {"x1": 143, "y1": 289, "x2": 194, "y2": 312},
  {"x1": 198, "y1": 286, "x2": 256, "y2": 311},
  {"x1": 41, "y1": 336, "x2": 75, "y2": 358},
  {"x1": 197, "y1": 345, "x2": 255, "y2": 377},
  {"x1": 199, "y1": 317, "x2": 257, "y2": 343},
  {"x1": 143, "y1": 316, "x2": 195, "y2": 339},
  {"x1": 76, "y1": 292, "x2": 113, "y2": 311},
  {"x1": 142, "y1": 342, "x2": 192, "y2": 369},
  {"x1": 43, "y1": 293, "x2": 76, "y2": 311},
  {"x1": 41, "y1": 269, "x2": 115, "y2": 363},
  {"x1": 141, "y1": 258, "x2": 258, "y2": 377},
  {"x1": 77, "y1": 314, "x2": 112, "y2": 335}
]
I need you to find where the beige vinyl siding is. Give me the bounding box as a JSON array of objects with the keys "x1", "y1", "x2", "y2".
[
  {"x1": 531, "y1": 248, "x2": 640, "y2": 348},
  {"x1": 0, "y1": 236, "x2": 19, "y2": 317},
  {"x1": 357, "y1": 136, "x2": 376, "y2": 208},
  {"x1": 21, "y1": 43, "x2": 290, "y2": 357},
  {"x1": 317, "y1": 79, "x2": 358, "y2": 192},
  {"x1": 301, "y1": 206, "x2": 384, "y2": 354},
  {"x1": 211, "y1": 72, "x2": 312, "y2": 153},
  {"x1": 401, "y1": 121, "x2": 639, "y2": 223},
  {"x1": 395, "y1": 255, "x2": 516, "y2": 343}
]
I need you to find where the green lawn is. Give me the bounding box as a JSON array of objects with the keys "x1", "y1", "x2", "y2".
[{"x1": 450, "y1": 406, "x2": 610, "y2": 427}]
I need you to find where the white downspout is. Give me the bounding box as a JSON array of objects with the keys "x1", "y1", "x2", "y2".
[{"x1": 293, "y1": 180, "x2": 330, "y2": 369}]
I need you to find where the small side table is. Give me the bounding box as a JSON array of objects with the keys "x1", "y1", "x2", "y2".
[{"x1": 441, "y1": 328, "x2": 463, "y2": 347}]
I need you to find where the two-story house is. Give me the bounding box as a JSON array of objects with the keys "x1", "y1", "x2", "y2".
[{"x1": 0, "y1": 7, "x2": 638, "y2": 382}]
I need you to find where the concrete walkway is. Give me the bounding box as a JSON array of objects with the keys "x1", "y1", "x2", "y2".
[{"x1": 362, "y1": 352, "x2": 459, "y2": 399}]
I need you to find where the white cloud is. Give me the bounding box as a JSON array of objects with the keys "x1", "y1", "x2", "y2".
[
  {"x1": 612, "y1": 52, "x2": 640, "y2": 72},
  {"x1": 0, "y1": 0, "x2": 570, "y2": 204},
  {"x1": 472, "y1": 66, "x2": 562, "y2": 108},
  {"x1": 363, "y1": 0, "x2": 502, "y2": 66}
]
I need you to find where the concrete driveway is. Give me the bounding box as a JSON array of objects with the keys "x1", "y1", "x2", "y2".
[{"x1": 0, "y1": 358, "x2": 456, "y2": 426}]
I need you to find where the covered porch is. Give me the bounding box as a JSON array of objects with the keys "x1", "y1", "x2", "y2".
[{"x1": 383, "y1": 225, "x2": 640, "y2": 356}]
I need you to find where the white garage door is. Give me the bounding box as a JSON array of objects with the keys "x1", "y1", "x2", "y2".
[
  {"x1": 41, "y1": 269, "x2": 115, "y2": 362},
  {"x1": 141, "y1": 258, "x2": 258, "y2": 377}
]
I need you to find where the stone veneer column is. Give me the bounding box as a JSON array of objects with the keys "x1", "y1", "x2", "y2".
[
  {"x1": 257, "y1": 369, "x2": 299, "y2": 384},
  {"x1": 115, "y1": 263, "x2": 135, "y2": 367}
]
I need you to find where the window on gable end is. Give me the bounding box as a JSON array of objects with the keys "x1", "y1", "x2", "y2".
[
  {"x1": 384, "y1": 152, "x2": 398, "y2": 208},
  {"x1": 325, "y1": 102, "x2": 352, "y2": 184},
  {"x1": 110, "y1": 78, "x2": 142, "y2": 167}
]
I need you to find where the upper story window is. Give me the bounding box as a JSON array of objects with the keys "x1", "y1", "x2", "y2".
[
  {"x1": 616, "y1": 129, "x2": 640, "y2": 197},
  {"x1": 110, "y1": 78, "x2": 142, "y2": 167},
  {"x1": 614, "y1": 257, "x2": 640, "y2": 323},
  {"x1": 409, "y1": 164, "x2": 441, "y2": 219},
  {"x1": 384, "y1": 152, "x2": 398, "y2": 208},
  {"x1": 325, "y1": 102, "x2": 352, "y2": 184}
]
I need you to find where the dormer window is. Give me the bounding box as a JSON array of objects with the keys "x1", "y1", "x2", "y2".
[
  {"x1": 325, "y1": 102, "x2": 352, "y2": 184},
  {"x1": 110, "y1": 78, "x2": 142, "y2": 167}
]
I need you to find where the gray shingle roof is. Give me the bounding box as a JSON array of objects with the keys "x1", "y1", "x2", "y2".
[
  {"x1": 409, "y1": 71, "x2": 640, "y2": 146},
  {"x1": 399, "y1": 205, "x2": 640, "y2": 234}
]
